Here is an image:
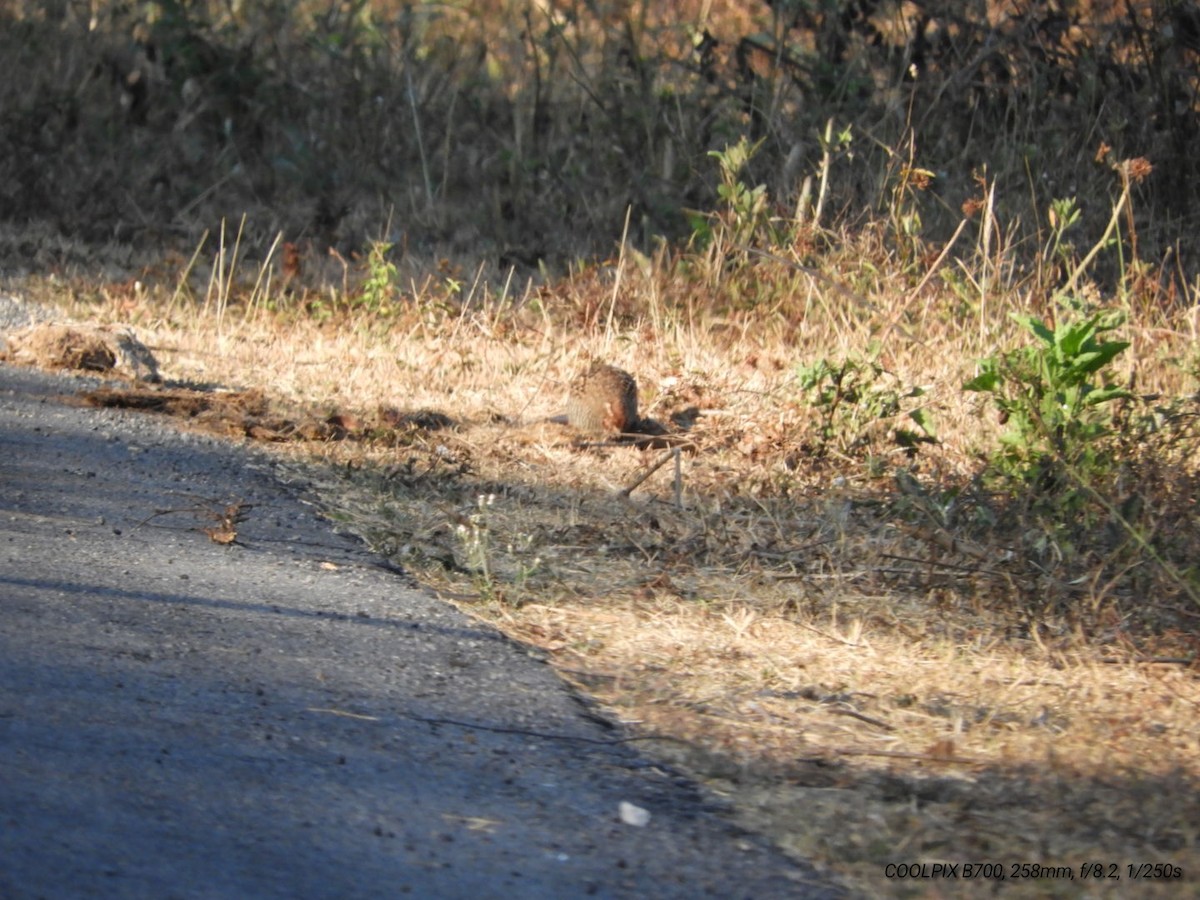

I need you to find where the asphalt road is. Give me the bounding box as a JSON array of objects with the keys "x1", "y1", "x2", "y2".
[{"x1": 0, "y1": 362, "x2": 843, "y2": 899}]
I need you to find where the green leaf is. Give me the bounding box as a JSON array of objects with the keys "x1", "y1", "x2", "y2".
[
  {"x1": 1054, "y1": 317, "x2": 1095, "y2": 358},
  {"x1": 908, "y1": 407, "x2": 936, "y2": 438},
  {"x1": 1013, "y1": 314, "x2": 1054, "y2": 346},
  {"x1": 1070, "y1": 342, "x2": 1130, "y2": 374},
  {"x1": 963, "y1": 370, "x2": 1000, "y2": 392},
  {"x1": 1081, "y1": 386, "x2": 1133, "y2": 407}
]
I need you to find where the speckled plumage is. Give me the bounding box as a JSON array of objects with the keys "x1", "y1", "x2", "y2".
[{"x1": 566, "y1": 363, "x2": 638, "y2": 435}]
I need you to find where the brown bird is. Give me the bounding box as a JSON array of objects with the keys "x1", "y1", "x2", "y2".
[{"x1": 566, "y1": 362, "x2": 638, "y2": 435}]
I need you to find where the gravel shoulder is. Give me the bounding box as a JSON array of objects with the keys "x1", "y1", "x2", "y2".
[{"x1": 0, "y1": 361, "x2": 843, "y2": 899}]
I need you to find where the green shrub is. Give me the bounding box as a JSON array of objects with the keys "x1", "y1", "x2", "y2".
[
  {"x1": 798, "y1": 354, "x2": 935, "y2": 461},
  {"x1": 964, "y1": 305, "x2": 1131, "y2": 502}
]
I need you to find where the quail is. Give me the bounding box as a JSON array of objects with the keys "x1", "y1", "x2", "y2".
[{"x1": 566, "y1": 362, "x2": 638, "y2": 435}]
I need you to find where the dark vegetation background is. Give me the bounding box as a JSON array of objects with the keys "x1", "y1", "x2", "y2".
[{"x1": 2, "y1": 0, "x2": 1197, "y2": 283}]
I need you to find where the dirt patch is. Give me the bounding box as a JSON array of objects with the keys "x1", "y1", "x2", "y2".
[{"x1": 77, "y1": 384, "x2": 455, "y2": 444}]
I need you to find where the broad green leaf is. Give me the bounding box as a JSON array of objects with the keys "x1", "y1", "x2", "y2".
[
  {"x1": 963, "y1": 370, "x2": 1000, "y2": 392},
  {"x1": 1013, "y1": 314, "x2": 1055, "y2": 346},
  {"x1": 1068, "y1": 342, "x2": 1129, "y2": 374},
  {"x1": 908, "y1": 407, "x2": 936, "y2": 438},
  {"x1": 1081, "y1": 386, "x2": 1133, "y2": 406},
  {"x1": 1055, "y1": 318, "x2": 1093, "y2": 358}
]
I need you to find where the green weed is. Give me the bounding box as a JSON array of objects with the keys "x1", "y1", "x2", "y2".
[
  {"x1": 702, "y1": 137, "x2": 777, "y2": 251},
  {"x1": 356, "y1": 240, "x2": 400, "y2": 315},
  {"x1": 964, "y1": 304, "x2": 1131, "y2": 504},
  {"x1": 797, "y1": 353, "x2": 935, "y2": 460}
]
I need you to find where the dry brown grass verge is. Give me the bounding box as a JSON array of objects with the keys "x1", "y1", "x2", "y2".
[{"x1": 11, "y1": 254, "x2": 1197, "y2": 896}]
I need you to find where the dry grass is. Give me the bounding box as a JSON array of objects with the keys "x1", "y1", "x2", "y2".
[{"x1": 8, "y1": 212, "x2": 1198, "y2": 895}]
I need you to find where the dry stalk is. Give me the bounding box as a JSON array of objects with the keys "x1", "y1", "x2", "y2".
[{"x1": 619, "y1": 447, "x2": 682, "y2": 503}]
